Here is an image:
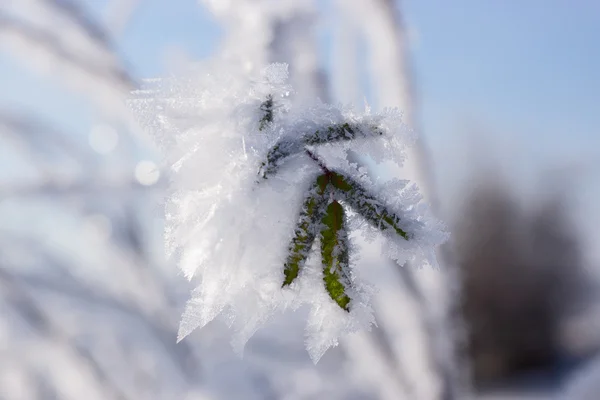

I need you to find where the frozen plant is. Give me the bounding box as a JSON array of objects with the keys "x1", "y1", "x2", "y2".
[
  {"x1": 131, "y1": 62, "x2": 447, "y2": 362},
  {"x1": 259, "y1": 99, "x2": 410, "y2": 310}
]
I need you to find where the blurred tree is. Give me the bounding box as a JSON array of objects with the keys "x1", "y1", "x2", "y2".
[{"x1": 454, "y1": 175, "x2": 590, "y2": 387}]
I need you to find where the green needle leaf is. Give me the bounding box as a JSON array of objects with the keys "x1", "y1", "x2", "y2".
[
  {"x1": 282, "y1": 177, "x2": 328, "y2": 286},
  {"x1": 330, "y1": 172, "x2": 410, "y2": 240},
  {"x1": 320, "y1": 200, "x2": 351, "y2": 311},
  {"x1": 303, "y1": 123, "x2": 382, "y2": 145},
  {"x1": 258, "y1": 123, "x2": 383, "y2": 180}
]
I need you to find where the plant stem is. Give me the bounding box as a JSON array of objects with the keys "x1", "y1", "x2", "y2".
[{"x1": 304, "y1": 148, "x2": 330, "y2": 175}]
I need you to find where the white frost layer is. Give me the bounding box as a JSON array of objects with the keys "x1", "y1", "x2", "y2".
[
  {"x1": 130, "y1": 62, "x2": 447, "y2": 362},
  {"x1": 559, "y1": 355, "x2": 600, "y2": 400}
]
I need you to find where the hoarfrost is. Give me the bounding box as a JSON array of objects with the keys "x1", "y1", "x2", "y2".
[{"x1": 130, "y1": 61, "x2": 447, "y2": 362}]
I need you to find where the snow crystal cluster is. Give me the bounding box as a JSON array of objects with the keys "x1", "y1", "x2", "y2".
[{"x1": 130, "y1": 62, "x2": 448, "y2": 362}]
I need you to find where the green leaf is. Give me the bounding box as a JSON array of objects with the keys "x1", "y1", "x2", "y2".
[
  {"x1": 258, "y1": 123, "x2": 383, "y2": 180},
  {"x1": 320, "y1": 200, "x2": 351, "y2": 311},
  {"x1": 303, "y1": 123, "x2": 383, "y2": 145},
  {"x1": 330, "y1": 172, "x2": 410, "y2": 240},
  {"x1": 282, "y1": 177, "x2": 328, "y2": 286}
]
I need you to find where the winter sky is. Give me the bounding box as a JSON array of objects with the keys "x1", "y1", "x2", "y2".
[{"x1": 1, "y1": 0, "x2": 599, "y2": 195}]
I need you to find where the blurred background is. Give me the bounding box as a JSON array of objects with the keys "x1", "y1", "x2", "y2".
[{"x1": 1, "y1": 1, "x2": 600, "y2": 399}]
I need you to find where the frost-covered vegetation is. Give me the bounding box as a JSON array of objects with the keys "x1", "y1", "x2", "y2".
[
  {"x1": 5, "y1": 1, "x2": 597, "y2": 400},
  {"x1": 132, "y1": 62, "x2": 447, "y2": 361},
  {"x1": 0, "y1": 1, "x2": 462, "y2": 399}
]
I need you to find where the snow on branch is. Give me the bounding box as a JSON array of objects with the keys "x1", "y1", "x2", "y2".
[{"x1": 132, "y1": 62, "x2": 448, "y2": 362}]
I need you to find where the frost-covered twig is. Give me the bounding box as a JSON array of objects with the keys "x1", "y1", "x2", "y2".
[
  {"x1": 256, "y1": 94, "x2": 414, "y2": 310},
  {"x1": 136, "y1": 62, "x2": 446, "y2": 362},
  {"x1": 0, "y1": 14, "x2": 134, "y2": 91},
  {"x1": 0, "y1": 267, "x2": 131, "y2": 400},
  {"x1": 0, "y1": 0, "x2": 142, "y2": 135}
]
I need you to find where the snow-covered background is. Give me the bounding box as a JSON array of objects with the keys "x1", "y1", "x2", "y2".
[{"x1": 1, "y1": 1, "x2": 600, "y2": 399}]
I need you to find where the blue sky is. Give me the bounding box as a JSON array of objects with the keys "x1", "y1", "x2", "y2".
[
  {"x1": 2, "y1": 0, "x2": 599, "y2": 192},
  {"x1": 404, "y1": 1, "x2": 600, "y2": 164},
  {"x1": 123, "y1": 0, "x2": 600, "y2": 165}
]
